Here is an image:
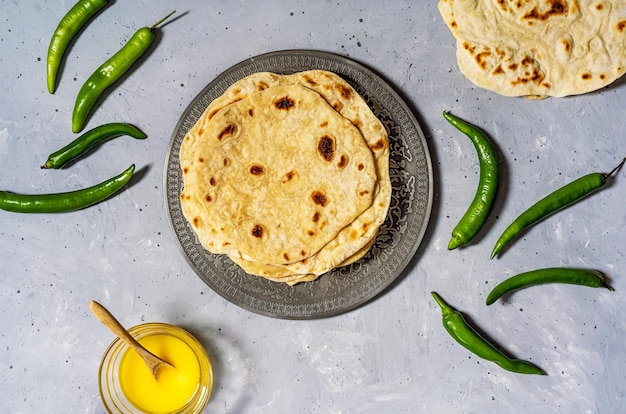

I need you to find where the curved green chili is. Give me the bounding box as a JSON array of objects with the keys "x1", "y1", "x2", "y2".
[
  {"x1": 486, "y1": 268, "x2": 613, "y2": 305},
  {"x1": 0, "y1": 164, "x2": 135, "y2": 213},
  {"x1": 431, "y1": 292, "x2": 545, "y2": 375},
  {"x1": 42, "y1": 123, "x2": 146, "y2": 169},
  {"x1": 71, "y1": 11, "x2": 176, "y2": 133},
  {"x1": 47, "y1": 0, "x2": 109, "y2": 94},
  {"x1": 491, "y1": 157, "x2": 625, "y2": 259},
  {"x1": 443, "y1": 111, "x2": 500, "y2": 250}
]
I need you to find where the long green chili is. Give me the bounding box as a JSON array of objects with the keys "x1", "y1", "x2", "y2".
[
  {"x1": 431, "y1": 292, "x2": 545, "y2": 375},
  {"x1": 71, "y1": 11, "x2": 176, "y2": 133},
  {"x1": 47, "y1": 0, "x2": 109, "y2": 94},
  {"x1": 42, "y1": 123, "x2": 146, "y2": 169},
  {"x1": 486, "y1": 268, "x2": 613, "y2": 305},
  {"x1": 491, "y1": 157, "x2": 625, "y2": 259},
  {"x1": 443, "y1": 112, "x2": 500, "y2": 250},
  {"x1": 0, "y1": 164, "x2": 135, "y2": 213}
]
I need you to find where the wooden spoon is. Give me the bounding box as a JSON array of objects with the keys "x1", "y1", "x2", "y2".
[{"x1": 89, "y1": 300, "x2": 173, "y2": 379}]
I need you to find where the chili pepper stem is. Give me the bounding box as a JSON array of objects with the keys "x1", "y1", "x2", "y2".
[
  {"x1": 431, "y1": 292, "x2": 450, "y2": 315},
  {"x1": 602, "y1": 157, "x2": 626, "y2": 181},
  {"x1": 150, "y1": 10, "x2": 176, "y2": 30}
]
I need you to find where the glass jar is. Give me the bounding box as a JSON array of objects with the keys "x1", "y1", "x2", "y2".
[{"x1": 98, "y1": 323, "x2": 212, "y2": 413}]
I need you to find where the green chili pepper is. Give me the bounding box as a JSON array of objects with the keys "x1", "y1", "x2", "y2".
[
  {"x1": 486, "y1": 268, "x2": 613, "y2": 306},
  {"x1": 491, "y1": 157, "x2": 625, "y2": 259},
  {"x1": 443, "y1": 111, "x2": 500, "y2": 250},
  {"x1": 431, "y1": 292, "x2": 545, "y2": 375},
  {"x1": 47, "y1": 0, "x2": 109, "y2": 94},
  {"x1": 42, "y1": 123, "x2": 146, "y2": 169},
  {"x1": 71, "y1": 10, "x2": 176, "y2": 133},
  {"x1": 0, "y1": 164, "x2": 135, "y2": 213}
]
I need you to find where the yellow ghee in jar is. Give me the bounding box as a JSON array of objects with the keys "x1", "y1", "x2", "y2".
[{"x1": 118, "y1": 333, "x2": 201, "y2": 413}]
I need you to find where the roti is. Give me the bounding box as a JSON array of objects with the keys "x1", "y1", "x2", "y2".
[
  {"x1": 180, "y1": 83, "x2": 377, "y2": 266},
  {"x1": 439, "y1": 0, "x2": 626, "y2": 97},
  {"x1": 197, "y1": 70, "x2": 391, "y2": 278}
]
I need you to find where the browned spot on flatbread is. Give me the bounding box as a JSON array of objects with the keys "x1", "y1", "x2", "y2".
[
  {"x1": 463, "y1": 41, "x2": 475, "y2": 53},
  {"x1": 250, "y1": 165, "x2": 265, "y2": 175},
  {"x1": 205, "y1": 194, "x2": 212, "y2": 202},
  {"x1": 475, "y1": 50, "x2": 492, "y2": 70},
  {"x1": 248, "y1": 108, "x2": 254, "y2": 116},
  {"x1": 311, "y1": 191, "x2": 327, "y2": 207},
  {"x1": 210, "y1": 177, "x2": 216, "y2": 186},
  {"x1": 334, "y1": 83, "x2": 352, "y2": 100},
  {"x1": 282, "y1": 170, "x2": 297, "y2": 184},
  {"x1": 218, "y1": 123, "x2": 237, "y2": 140},
  {"x1": 318, "y1": 135, "x2": 335, "y2": 161},
  {"x1": 561, "y1": 39, "x2": 571, "y2": 53},
  {"x1": 183, "y1": 167, "x2": 189, "y2": 174},
  {"x1": 510, "y1": 55, "x2": 545, "y2": 86},
  {"x1": 274, "y1": 96, "x2": 296, "y2": 110},
  {"x1": 357, "y1": 163, "x2": 365, "y2": 171},
  {"x1": 617, "y1": 20, "x2": 626, "y2": 33},
  {"x1": 283, "y1": 253, "x2": 290, "y2": 261},
  {"x1": 223, "y1": 158, "x2": 230, "y2": 166},
  {"x1": 581, "y1": 72, "x2": 592, "y2": 80},
  {"x1": 257, "y1": 82, "x2": 269, "y2": 91},
  {"x1": 303, "y1": 76, "x2": 317, "y2": 86},
  {"x1": 193, "y1": 217, "x2": 201, "y2": 228},
  {"x1": 312, "y1": 211, "x2": 320, "y2": 222},
  {"x1": 251, "y1": 224, "x2": 264, "y2": 238},
  {"x1": 369, "y1": 137, "x2": 387, "y2": 152},
  {"x1": 522, "y1": 1, "x2": 568, "y2": 22},
  {"x1": 492, "y1": 64, "x2": 505, "y2": 75},
  {"x1": 337, "y1": 154, "x2": 348, "y2": 169}
]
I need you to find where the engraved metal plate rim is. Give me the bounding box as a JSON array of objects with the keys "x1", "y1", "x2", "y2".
[{"x1": 163, "y1": 49, "x2": 433, "y2": 319}]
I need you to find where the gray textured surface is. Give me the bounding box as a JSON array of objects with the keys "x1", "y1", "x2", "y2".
[{"x1": 1, "y1": 1, "x2": 625, "y2": 413}]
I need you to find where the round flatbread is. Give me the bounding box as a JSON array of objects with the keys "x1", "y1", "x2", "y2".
[
  {"x1": 439, "y1": 0, "x2": 626, "y2": 97},
  {"x1": 197, "y1": 70, "x2": 391, "y2": 279},
  {"x1": 180, "y1": 84, "x2": 377, "y2": 266}
]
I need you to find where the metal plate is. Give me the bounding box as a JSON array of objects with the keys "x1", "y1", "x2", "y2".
[{"x1": 164, "y1": 50, "x2": 433, "y2": 319}]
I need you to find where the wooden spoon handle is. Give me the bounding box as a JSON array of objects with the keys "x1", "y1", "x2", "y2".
[
  {"x1": 89, "y1": 300, "x2": 172, "y2": 378},
  {"x1": 89, "y1": 300, "x2": 148, "y2": 354}
]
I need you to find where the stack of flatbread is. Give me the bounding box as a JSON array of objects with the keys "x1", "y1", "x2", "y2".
[
  {"x1": 179, "y1": 70, "x2": 391, "y2": 285},
  {"x1": 439, "y1": 0, "x2": 626, "y2": 97}
]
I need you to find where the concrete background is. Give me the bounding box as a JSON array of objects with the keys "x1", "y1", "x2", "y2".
[{"x1": 1, "y1": 1, "x2": 625, "y2": 412}]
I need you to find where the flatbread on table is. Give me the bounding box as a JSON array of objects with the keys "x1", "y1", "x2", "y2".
[
  {"x1": 180, "y1": 84, "x2": 377, "y2": 266},
  {"x1": 179, "y1": 70, "x2": 391, "y2": 284},
  {"x1": 439, "y1": 0, "x2": 626, "y2": 97},
  {"x1": 203, "y1": 71, "x2": 391, "y2": 278}
]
